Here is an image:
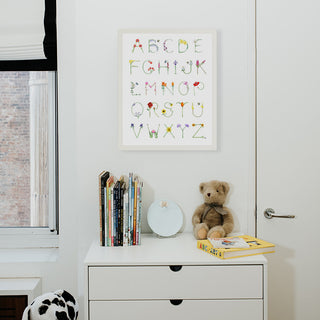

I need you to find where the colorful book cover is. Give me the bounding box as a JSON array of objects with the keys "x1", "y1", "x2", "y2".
[
  {"x1": 110, "y1": 183, "x2": 115, "y2": 246},
  {"x1": 197, "y1": 235, "x2": 275, "y2": 259},
  {"x1": 123, "y1": 191, "x2": 129, "y2": 246},
  {"x1": 130, "y1": 174, "x2": 135, "y2": 245},
  {"x1": 119, "y1": 179, "x2": 125, "y2": 246},
  {"x1": 128, "y1": 173, "x2": 133, "y2": 246},
  {"x1": 113, "y1": 180, "x2": 120, "y2": 246},
  {"x1": 100, "y1": 172, "x2": 142, "y2": 247},
  {"x1": 209, "y1": 237, "x2": 250, "y2": 248}
]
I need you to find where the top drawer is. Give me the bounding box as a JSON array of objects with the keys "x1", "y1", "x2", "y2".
[{"x1": 89, "y1": 265, "x2": 263, "y2": 300}]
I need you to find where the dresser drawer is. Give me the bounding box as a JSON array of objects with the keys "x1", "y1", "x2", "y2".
[
  {"x1": 90, "y1": 300, "x2": 263, "y2": 320},
  {"x1": 89, "y1": 265, "x2": 262, "y2": 300}
]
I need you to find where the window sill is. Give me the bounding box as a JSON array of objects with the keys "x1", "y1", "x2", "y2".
[
  {"x1": 0, "y1": 247, "x2": 59, "y2": 263},
  {"x1": 0, "y1": 230, "x2": 59, "y2": 249}
]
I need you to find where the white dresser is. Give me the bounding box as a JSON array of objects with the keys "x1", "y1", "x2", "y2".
[{"x1": 84, "y1": 233, "x2": 268, "y2": 320}]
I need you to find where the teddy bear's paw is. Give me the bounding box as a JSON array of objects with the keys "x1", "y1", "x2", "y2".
[
  {"x1": 207, "y1": 226, "x2": 226, "y2": 239},
  {"x1": 208, "y1": 231, "x2": 222, "y2": 239},
  {"x1": 197, "y1": 227, "x2": 208, "y2": 240}
]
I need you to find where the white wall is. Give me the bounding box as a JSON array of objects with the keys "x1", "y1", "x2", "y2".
[
  {"x1": 0, "y1": 1, "x2": 255, "y2": 319},
  {"x1": 75, "y1": 0, "x2": 255, "y2": 235}
]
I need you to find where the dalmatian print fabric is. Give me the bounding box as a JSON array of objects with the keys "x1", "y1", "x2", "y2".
[{"x1": 22, "y1": 289, "x2": 78, "y2": 320}]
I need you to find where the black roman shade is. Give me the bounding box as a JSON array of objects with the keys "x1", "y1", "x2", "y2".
[{"x1": 0, "y1": 0, "x2": 57, "y2": 71}]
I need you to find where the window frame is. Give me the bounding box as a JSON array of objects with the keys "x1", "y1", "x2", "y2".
[{"x1": 0, "y1": 71, "x2": 59, "y2": 248}]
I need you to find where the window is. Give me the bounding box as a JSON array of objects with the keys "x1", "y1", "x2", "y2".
[
  {"x1": 0, "y1": 0, "x2": 57, "y2": 248},
  {"x1": 0, "y1": 70, "x2": 58, "y2": 248}
]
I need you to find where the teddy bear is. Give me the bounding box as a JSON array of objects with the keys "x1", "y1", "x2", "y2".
[{"x1": 192, "y1": 180, "x2": 234, "y2": 239}]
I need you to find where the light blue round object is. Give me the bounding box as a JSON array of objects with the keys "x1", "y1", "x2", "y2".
[{"x1": 147, "y1": 200, "x2": 183, "y2": 237}]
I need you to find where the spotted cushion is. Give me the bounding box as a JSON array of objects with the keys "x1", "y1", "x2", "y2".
[{"x1": 22, "y1": 290, "x2": 78, "y2": 320}]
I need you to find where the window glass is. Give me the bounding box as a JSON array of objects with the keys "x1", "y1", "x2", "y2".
[{"x1": 0, "y1": 71, "x2": 56, "y2": 229}]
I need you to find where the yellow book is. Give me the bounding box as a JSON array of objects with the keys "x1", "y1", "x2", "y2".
[{"x1": 197, "y1": 235, "x2": 275, "y2": 259}]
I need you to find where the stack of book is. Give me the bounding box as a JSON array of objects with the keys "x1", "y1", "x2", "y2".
[
  {"x1": 197, "y1": 235, "x2": 275, "y2": 259},
  {"x1": 99, "y1": 171, "x2": 143, "y2": 246}
]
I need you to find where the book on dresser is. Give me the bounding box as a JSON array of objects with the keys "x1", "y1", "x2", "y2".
[
  {"x1": 113, "y1": 180, "x2": 120, "y2": 246},
  {"x1": 119, "y1": 177, "x2": 125, "y2": 246},
  {"x1": 98, "y1": 171, "x2": 143, "y2": 247},
  {"x1": 98, "y1": 171, "x2": 109, "y2": 246},
  {"x1": 197, "y1": 235, "x2": 275, "y2": 259},
  {"x1": 105, "y1": 175, "x2": 115, "y2": 247},
  {"x1": 109, "y1": 180, "x2": 115, "y2": 246}
]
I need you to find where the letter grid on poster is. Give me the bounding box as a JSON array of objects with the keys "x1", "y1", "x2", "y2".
[{"x1": 119, "y1": 30, "x2": 217, "y2": 150}]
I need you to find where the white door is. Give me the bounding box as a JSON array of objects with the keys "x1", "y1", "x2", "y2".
[{"x1": 257, "y1": 1, "x2": 320, "y2": 319}]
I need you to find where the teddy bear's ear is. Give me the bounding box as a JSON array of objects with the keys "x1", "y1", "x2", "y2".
[
  {"x1": 199, "y1": 183, "x2": 205, "y2": 193},
  {"x1": 220, "y1": 182, "x2": 230, "y2": 194}
]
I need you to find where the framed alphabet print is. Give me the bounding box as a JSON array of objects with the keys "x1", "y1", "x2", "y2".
[{"x1": 119, "y1": 30, "x2": 217, "y2": 150}]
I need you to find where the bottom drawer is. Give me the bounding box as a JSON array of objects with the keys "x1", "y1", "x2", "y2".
[{"x1": 90, "y1": 300, "x2": 263, "y2": 320}]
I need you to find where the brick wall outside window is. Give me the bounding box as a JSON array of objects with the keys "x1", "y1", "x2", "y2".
[{"x1": 0, "y1": 72, "x2": 30, "y2": 227}]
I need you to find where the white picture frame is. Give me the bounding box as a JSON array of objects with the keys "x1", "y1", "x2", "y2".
[{"x1": 119, "y1": 29, "x2": 217, "y2": 150}]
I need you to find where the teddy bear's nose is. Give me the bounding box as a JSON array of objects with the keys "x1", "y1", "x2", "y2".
[{"x1": 207, "y1": 193, "x2": 211, "y2": 197}]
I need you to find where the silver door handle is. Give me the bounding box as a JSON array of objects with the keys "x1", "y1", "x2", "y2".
[{"x1": 264, "y1": 208, "x2": 295, "y2": 219}]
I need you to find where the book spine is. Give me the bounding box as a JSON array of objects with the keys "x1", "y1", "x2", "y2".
[
  {"x1": 133, "y1": 179, "x2": 138, "y2": 245},
  {"x1": 111, "y1": 187, "x2": 114, "y2": 246},
  {"x1": 123, "y1": 192, "x2": 128, "y2": 246},
  {"x1": 137, "y1": 182, "x2": 143, "y2": 245},
  {"x1": 136, "y1": 183, "x2": 140, "y2": 245},
  {"x1": 197, "y1": 241, "x2": 224, "y2": 259},
  {"x1": 125, "y1": 191, "x2": 129, "y2": 246},
  {"x1": 113, "y1": 185, "x2": 119, "y2": 246},
  {"x1": 119, "y1": 185, "x2": 124, "y2": 246},
  {"x1": 108, "y1": 186, "x2": 112, "y2": 246},
  {"x1": 99, "y1": 171, "x2": 109, "y2": 246},
  {"x1": 128, "y1": 173, "x2": 132, "y2": 246},
  {"x1": 98, "y1": 172, "x2": 104, "y2": 246},
  {"x1": 104, "y1": 186, "x2": 108, "y2": 246},
  {"x1": 130, "y1": 177, "x2": 134, "y2": 245}
]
